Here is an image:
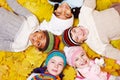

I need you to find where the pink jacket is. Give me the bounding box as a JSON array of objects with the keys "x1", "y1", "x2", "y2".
[{"x1": 75, "y1": 61, "x2": 109, "y2": 80}]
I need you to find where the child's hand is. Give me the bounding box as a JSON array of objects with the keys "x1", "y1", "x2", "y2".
[{"x1": 95, "y1": 57, "x2": 105, "y2": 67}]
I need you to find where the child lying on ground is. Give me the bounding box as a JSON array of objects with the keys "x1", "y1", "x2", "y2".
[
  {"x1": 64, "y1": 46, "x2": 120, "y2": 80},
  {"x1": 0, "y1": 0, "x2": 60, "y2": 52},
  {"x1": 27, "y1": 50, "x2": 67, "y2": 80},
  {"x1": 62, "y1": 0, "x2": 120, "y2": 61}
]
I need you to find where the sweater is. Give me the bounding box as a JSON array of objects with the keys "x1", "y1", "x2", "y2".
[
  {"x1": 78, "y1": 0, "x2": 120, "y2": 60},
  {"x1": 75, "y1": 61, "x2": 108, "y2": 80},
  {"x1": 0, "y1": 0, "x2": 39, "y2": 52}
]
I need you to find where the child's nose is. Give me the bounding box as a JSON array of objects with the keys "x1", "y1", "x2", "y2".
[
  {"x1": 54, "y1": 64, "x2": 58, "y2": 68},
  {"x1": 34, "y1": 40, "x2": 40, "y2": 46},
  {"x1": 80, "y1": 58, "x2": 84, "y2": 62}
]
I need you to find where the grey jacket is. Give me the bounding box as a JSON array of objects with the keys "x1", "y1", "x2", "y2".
[{"x1": 0, "y1": 0, "x2": 38, "y2": 52}]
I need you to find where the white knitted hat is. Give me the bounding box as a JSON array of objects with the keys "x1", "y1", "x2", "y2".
[{"x1": 39, "y1": 13, "x2": 74, "y2": 35}]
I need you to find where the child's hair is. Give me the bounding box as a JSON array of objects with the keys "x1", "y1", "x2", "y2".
[
  {"x1": 71, "y1": 7, "x2": 81, "y2": 18},
  {"x1": 54, "y1": 4, "x2": 59, "y2": 11}
]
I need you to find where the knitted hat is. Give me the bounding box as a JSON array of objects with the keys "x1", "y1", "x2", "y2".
[
  {"x1": 42, "y1": 31, "x2": 60, "y2": 53},
  {"x1": 64, "y1": 46, "x2": 85, "y2": 67},
  {"x1": 39, "y1": 13, "x2": 74, "y2": 35},
  {"x1": 45, "y1": 50, "x2": 67, "y2": 67},
  {"x1": 62, "y1": 28, "x2": 80, "y2": 46}
]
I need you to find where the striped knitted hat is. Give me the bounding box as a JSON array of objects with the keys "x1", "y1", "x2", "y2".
[
  {"x1": 41, "y1": 31, "x2": 60, "y2": 53},
  {"x1": 62, "y1": 27, "x2": 80, "y2": 46}
]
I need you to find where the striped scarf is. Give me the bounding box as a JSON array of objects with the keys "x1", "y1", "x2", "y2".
[{"x1": 31, "y1": 73, "x2": 61, "y2": 80}]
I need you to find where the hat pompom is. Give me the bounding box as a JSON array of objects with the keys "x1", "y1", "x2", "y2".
[
  {"x1": 63, "y1": 46, "x2": 70, "y2": 56},
  {"x1": 64, "y1": 46, "x2": 75, "y2": 66}
]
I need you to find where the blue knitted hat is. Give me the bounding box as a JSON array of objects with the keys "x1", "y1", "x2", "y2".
[{"x1": 45, "y1": 50, "x2": 66, "y2": 67}]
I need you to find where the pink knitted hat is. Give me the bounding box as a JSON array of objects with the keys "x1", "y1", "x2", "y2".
[{"x1": 64, "y1": 46, "x2": 85, "y2": 67}]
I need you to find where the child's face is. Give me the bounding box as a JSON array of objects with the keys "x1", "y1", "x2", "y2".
[
  {"x1": 74, "y1": 51, "x2": 90, "y2": 69},
  {"x1": 71, "y1": 27, "x2": 88, "y2": 43},
  {"x1": 54, "y1": 2, "x2": 72, "y2": 20},
  {"x1": 47, "y1": 56, "x2": 64, "y2": 76},
  {"x1": 29, "y1": 31, "x2": 47, "y2": 49}
]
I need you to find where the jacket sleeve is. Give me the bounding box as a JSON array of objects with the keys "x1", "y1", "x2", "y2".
[
  {"x1": 6, "y1": 0, "x2": 33, "y2": 18},
  {"x1": 83, "y1": 0, "x2": 96, "y2": 9},
  {"x1": 103, "y1": 44, "x2": 120, "y2": 61}
]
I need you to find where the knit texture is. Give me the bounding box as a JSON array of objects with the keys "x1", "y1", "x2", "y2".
[
  {"x1": 62, "y1": 27, "x2": 80, "y2": 46},
  {"x1": 45, "y1": 50, "x2": 66, "y2": 66}
]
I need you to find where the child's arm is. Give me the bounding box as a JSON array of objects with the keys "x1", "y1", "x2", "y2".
[
  {"x1": 6, "y1": 0, "x2": 33, "y2": 18},
  {"x1": 83, "y1": 0, "x2": 96, "y2": 9},
  {"x1": 103, "y1": 44, "x2": 120, "y2": 61}
]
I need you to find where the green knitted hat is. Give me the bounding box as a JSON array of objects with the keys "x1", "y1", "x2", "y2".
[{"x1": 44, "y1": 32, "x2": 54, "y2": 53}]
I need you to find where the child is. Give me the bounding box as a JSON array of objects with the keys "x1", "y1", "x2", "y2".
[
  {"x1": 27, "y1": 50, "x2": 67, "y2": 80},
  {"x1": 0, "y1": 0, "x2": 60, "y2": 52},
  {"x1": 64, "y1": 46, "x2": 119, "y2": 80},
  {"x1": 39, "y1": 1, "x2": 74, "y2": 35},
  {"x1": 39, "y1": 0, "x2": 85, "y2": 36},
  {"x1": 62, "y1": 0, "x2": 120, "y2": 61},
  {"x1": 29, "y1": 30, "x2": 60, "y2": 53}
]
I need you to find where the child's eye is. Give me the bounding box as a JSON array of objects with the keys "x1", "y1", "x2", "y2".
[
  {"x1": 65, "y1": 14, "x2": 72, "y2": 18},
  {"x1": 75, "y1": 58, "x2": 79, "y2": 61},
  {"x1": 81, "y1": 54, "x2": 84, "y2": 57},
  {"x1": 51, "y1": 61, "x2": 55, "y2": 63},
  {"x1": 72, "y1": 29, "x2": 76, "y2": 33},
  {"x1": 58, "y1": 63, "x2": 63, "y2": 66},
  {"x1": 81, "y1": 53, "x2": 85, "y2": 57},
  {"x1": 55, "y1": 12, "x2": 61, "y2": 16}
]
